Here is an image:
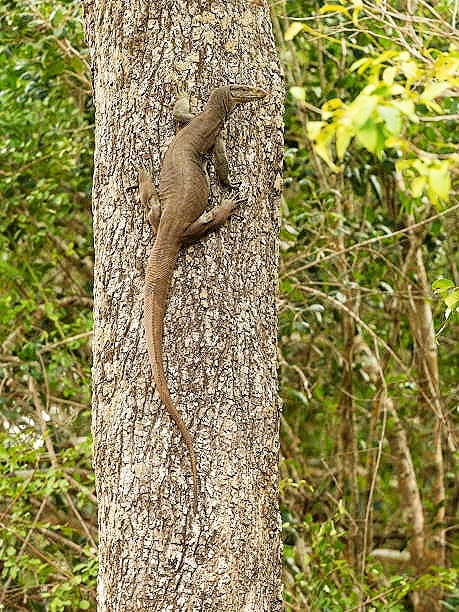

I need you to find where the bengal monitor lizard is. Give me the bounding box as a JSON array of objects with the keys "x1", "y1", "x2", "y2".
[{"x1": 138, "y1": 85, "x2": 267, "y2": 513}]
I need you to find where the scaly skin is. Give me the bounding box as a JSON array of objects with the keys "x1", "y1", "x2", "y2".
[{"x1": 140, "y1": 85, "x2": 266, "y2": 513}]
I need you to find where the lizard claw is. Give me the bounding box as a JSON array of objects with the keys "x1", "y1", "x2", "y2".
[
  {"x1": 222, "y1": 196, "x2": 247, "y2": 210},
  {"x1": 176, "y1": 87, "x2": 190, "y2": 99},
  {"x1": 227, "y1": 175, "x2": 242, "y2": 190}
]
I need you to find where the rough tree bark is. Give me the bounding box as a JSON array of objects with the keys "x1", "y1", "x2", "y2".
[{"x1": 82, "y1": 1, "x2": 283, "y2": 610}]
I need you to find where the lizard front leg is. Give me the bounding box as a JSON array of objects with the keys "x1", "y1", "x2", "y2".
[
  {"x1": 181, "y1": 196, "x2": 245, "y2": 246},
  {"x1": 173, "y1": 90, "x2": 195, "y2": 123},
  {"x1": 138, "y1": 168, "x2": 161, "y2": 233},
  {"x1": 213, "y1": 135, "x2": 240, "y2": 189}
]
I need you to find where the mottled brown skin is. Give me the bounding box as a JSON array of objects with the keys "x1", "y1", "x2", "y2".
[{"x1": 139, "y1": 85, "x2": 266, "y2": 513}]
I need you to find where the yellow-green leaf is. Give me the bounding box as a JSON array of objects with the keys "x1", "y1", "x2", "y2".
[
  {"x1": 421, "y1": 81, "x2": 449, "y2": 103},
  {"x1": 445, "y1": 289, "x2": 459, "y2": 309},
  {"x1": 348, "y1": 94, "x2": 378, "y2": 128},
  {"x1": 352, "y1": 6, "x2": 361, "y2": 26},
  {"x1": 387, "y1": 83, "x2": 406, "y2": 96},
  {"x1": 315, "y1": 142, "x2": 340, "y2": 171},
  {"x1": 428, "y1": 162, "x2": 451, "y2": 204},
  {"x1": 423, "y1": 99, "x2": 443, "y2": 113},
  {"x1": 311, "y1": 126, "x2": 340, "y2": 171},
  {"x1": 420, "y1": 81, "x2": 449, "y2": 111},
  {"x1": 350, "y1": 57, "x2": 371, "y2": 73},
  {"x1": 290, "y1": 86, "x2": 306, "y2": 102},
  {"x1": 432, "y1": 278, "x2": 455, "y2": 293},
  {"x1": 377, "y1": 104, "x2": 402, "y2": 135},
  {"x1": 336, "y1": 124, "x2": 354, "y2": 159},
  {"x1": 412, "y1": 158, "x2": 428, "y2": 175},
  {"x1": 399, "y1": 59, "x2": 419, "y2": 83},
  {"x1": 386, "y1": 136, "x2": 405, "y2": 150},
  {"x1": 319, "y1": 4, "x2": 350, "y2": 15},
  {"x1": 355, "y1": 119, "x2": 378, "y2": 153},
  {"x1": 284, "y1": 22, "x2": 304, "y2": 41},
  {"x1": 382, "y1": 66, "x2": 397, "y2": 85},
  {"x1": 411, "y1": 176, "x2": 426, "y2": 198},
  {"x1": 391, "y1": 98, "x2": 418, "y2": 122},
  {"x1": 306, "y1": 121, "x2": 325, "y2": 140},
  {"x1": 323, "y1": 98, "x2": 345, "y2": 111},
  {"x1": 433, "y1": 53, "x2": 459, "y2": 82}
]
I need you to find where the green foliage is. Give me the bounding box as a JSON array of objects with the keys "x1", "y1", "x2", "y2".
[
  {"x1": 283, "y1": 507, "x2": 457, "y2": 611},
  {"x1": 0, "y1": 1, "x2": 95, "y2": 609},
  {"x1": 0, "y1": 435, "x2": 97, "y2": 611},
  {"x1": 275, "y1": 0, "x2": 459, "y2": 609},
  {"x1": 0, "y1": 0, "x2": 93, "y2": 347},
  {"x1": 1, "y1": 0, "x2": 458, "y2": 610},
  {"x1": 432, "y1": 278, "x2": 459, "y2": 335},
  {"x1": 300, "y1": 9, "x2": 459, "y2": 209}
]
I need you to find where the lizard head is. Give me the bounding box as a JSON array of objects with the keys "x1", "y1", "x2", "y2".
[
  {"x1": 228, "y1": 84, "x2": 267, "y2": 105},
  {"x1": 209, "y1": 85, "x2": 267, "y2": 117}
]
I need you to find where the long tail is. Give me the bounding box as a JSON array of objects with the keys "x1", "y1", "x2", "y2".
[{"x1": 144, "y1": 238, "x2": 198, "y2": 513}]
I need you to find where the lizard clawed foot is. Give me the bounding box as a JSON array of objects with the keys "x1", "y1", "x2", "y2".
[
  {"x1": 225, "y1": 173, "x2": 242, "y2": 190},
  {"x1": 228, "y1": 179, "x2": 242, "y2": 190},
  {"x1": 173, "y1": 89, "x2": 195, "y2": 123},
  {"x1": 176, "y1": 88, "x2": 190, "y2": 99},
  {"x1": 138, "y1": 166, "x2": 161, "y2": 232},
  {"x1": 138, "y1": 167, "x2": 155, "y2": 203},
  {"x1": 221, "y1": 196, "x2": 247, "y2": 210},
  {"x1": 181, "y1": 198, "x2": 246, "y2": 245}
]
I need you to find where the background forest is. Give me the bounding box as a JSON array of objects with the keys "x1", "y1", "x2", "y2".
[{"x1": 0, "y1": 1, "x2": 458, "y2": 610}]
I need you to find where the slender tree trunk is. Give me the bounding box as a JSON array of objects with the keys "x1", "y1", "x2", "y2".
[
  {"x1": 82, "y1": 1, "x2": 283, "y2": 610},
  {"x1": 334, "y1": 189, "x2": 360, "y2": 570},
  {"x1": 405, "y1": 225, "x2": 446, "y2": 612}
]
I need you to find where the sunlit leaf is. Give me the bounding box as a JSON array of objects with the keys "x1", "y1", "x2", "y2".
[
  {"x1": 420, "y1": 81, "x2": 449, "y2": 103},
  {"x1": 444, "y1": 289, "x2": 459, "y2": 309},
  {"x1": 387, "y1": 83, "x2": 406, "y2": 96},
  {"x1": 382, "y1": 66, "x2": 397, "y2": 85},
  {"x1": 398, "y1": 58, "x2": 419, "y2": 83},
  {"x1": 432, "y1": 278, "x2": 455, "y2": 292},
  {"x1": 315, "y1": 139, "x2": 340, "y2": 171},
  {"x1": 355, "y1": 118, "x2": 378, "y2": 153},
  {"x1": 307, "y1": 121, "x2": 326, "y2": 140},
  {"x1": 319, "y1": 4, "x2": 350, "y2": 15},
  {"x1": 347, "y1": 94, "x2": 378, "y2": 128},
  {"x1": 350, "y1": 57, "x2": 372, "y2": 73},
  {"x1": 352, "y1": 0, "x2": 363, "y2": 26},
  {"x1": 411, "y1": 176, "x2": 426, "y2": 198},
  {"x1": 428, "y1": 162, "x2": 451, "y2": 205},
  {"x1": 323, "y1": 98, "x2": 345, "y2": 111},
  {"x1": 391, "y1": 98, "x2": 418, "y2": 122},
  {"x1": 377, "y1": 104, "x2": 402, "y2": 135},
  {"x1": 336, "y1": 123, "x2": 353, "y2": 159},
  {"x1": 290, "y1": 86, "x2": 306, "y2": 102},
  {"x1": 284, "y1": 22, "x2": 304, "y2": 41},
  {"x1": 433, "y1": 52, "x2": 459, "y2": 81}
]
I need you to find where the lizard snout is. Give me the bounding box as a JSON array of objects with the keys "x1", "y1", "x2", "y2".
[{"x1": 229, "y1": 84, "x2": 267, "y2": 102}]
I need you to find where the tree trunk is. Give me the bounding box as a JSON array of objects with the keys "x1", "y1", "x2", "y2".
[
  {"x1": 405, "y1": 225, "x2": 446, "y2": 612},
  {"x1": 82, "y1": 1, "x2": 283, "y2": 610}
]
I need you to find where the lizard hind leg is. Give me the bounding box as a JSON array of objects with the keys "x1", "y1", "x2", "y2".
[
  {"x1": 181, "y1": 196, "x2": 246, "y2": 246},
  {"x1": 138, "y1": 168, "x2": 161, "y2": 233}
]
